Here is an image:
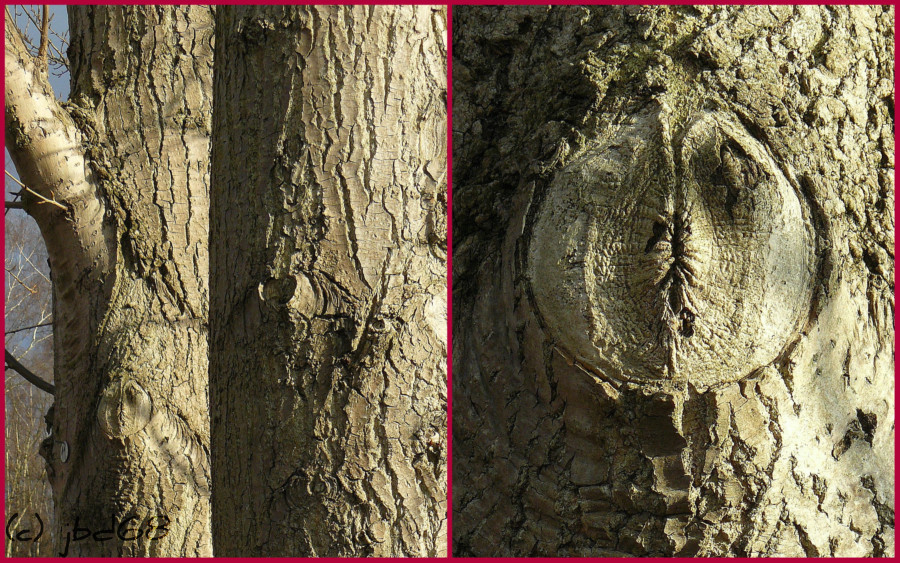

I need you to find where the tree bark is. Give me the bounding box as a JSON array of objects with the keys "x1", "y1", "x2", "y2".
[
  {"x1": 210, "y1": 5, "x2": 447, "y2": 557},
  {"x1": 452, "y1": 5, "x2": 893, "y2": 557},
  {"x1": 6, "y1": 6, "x2": 213, "y2": 556}
]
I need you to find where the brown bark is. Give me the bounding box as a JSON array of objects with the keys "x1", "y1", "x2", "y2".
[
  {"x1": 6, "y1": 6, "x2": 213, "y2": 556},
  {"x1": 5, "y1": 207, "x2": 55, "y2": 557},
  {"x1": 210, "y1": 5, "x2": 447, "y2": 557}
]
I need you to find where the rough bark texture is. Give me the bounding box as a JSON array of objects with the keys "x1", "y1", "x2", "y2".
[
  {"x1": 6, "y1": 6, "x2": 213, "y2": 556},
  {"x1": 452, "y1": 5, "x2": 893, "y2": 557},
  {"x1": 210, "y1": 5, "x2": 447, "y2": 557}
]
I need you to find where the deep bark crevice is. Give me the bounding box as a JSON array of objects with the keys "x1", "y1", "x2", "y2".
[{"x1": 7, "y1": 6, "x2": 214, "y2": 556}]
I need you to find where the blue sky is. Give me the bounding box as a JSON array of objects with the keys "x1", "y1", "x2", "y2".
[{"x1": 12, "y1": 5, "x2": 70, "y2": 98}]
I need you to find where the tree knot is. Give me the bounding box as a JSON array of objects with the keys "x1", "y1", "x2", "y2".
[{"x1": 97, "y1": 378, "x2": 153, "y2": 439}]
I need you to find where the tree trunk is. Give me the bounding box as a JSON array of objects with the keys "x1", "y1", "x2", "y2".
[
  {"x1": 210, "y1": 5, "x2": 447, "y2": 557},
  {"x1": 5, "y1": 6, "x2": 213, "y2": 556},
  {"x1": 452, "y1": 5, "x2": 893, "y2": 557}
]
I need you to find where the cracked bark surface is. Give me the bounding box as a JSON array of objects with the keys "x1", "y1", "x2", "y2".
[
  {"x1": 452, "y1": 5, "x2": 893, "y2": 557},
  {"x1": 210, "y1": 6, "x2": 447, "y2": 557},
  {"x1": 6, "y1": 6, "x2": 213, "y2": 556}
]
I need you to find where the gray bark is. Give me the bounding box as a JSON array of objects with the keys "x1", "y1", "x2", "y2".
[
  {"x1": 452, "y1": 5, "x2": 893, "y2": 557},
  {"x1": 6, "y1": 6, "x2": 213, "y2": 556},
  {"x1": 210, "y1": 5, "x2": 447, "y2": 557}
]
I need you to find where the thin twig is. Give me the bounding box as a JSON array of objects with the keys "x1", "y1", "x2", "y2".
[
  {"x1": 6, "y1": 268, "x2": 38, "y2": 294},
  {"x1": 28, "y1": 187, "x2": 67, "y2": 210},
  {"x1": 48, "y1": 39, "x2": 67, "y2": 65},
  {"x1": 5, "y1": 349, "x2": 55, "y2": 395},
  {"x1": 5, "y1": 322, "x2": 53, "y2": 336},
  {"x1": 49, "y1": 20, "x2": 68, "y2": 47},
  {"x1": 5, "y1": 170, "x2": 67, "y2": 211},
  {"x1": 5, "y1": 190, "x2": 22, "y2": 214},
  {"x1": 19, "y1": 6, "x2": 42, "y2": 46},
  {"x1": 6, "y1": 171, "x2": 23, "y2": 216},
  {"x1": 5, "y1": 169, "x2": 28, "y2": 190},
  {"x1": 20, "y1": 250, "x2": 51, "y2": 285}
]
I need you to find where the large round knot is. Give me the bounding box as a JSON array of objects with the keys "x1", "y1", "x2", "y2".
[{"x1": 527, "y1": 110, "x2": 816, "y2": 389}]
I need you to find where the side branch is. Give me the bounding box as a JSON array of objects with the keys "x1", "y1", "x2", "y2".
[
  {"x1": 5, "y1": 14, "x2": 110, "y2": 281},
  {"x1": 7, "y1": 169, "x2": 67, "y2": 210},
  {"x1": 5, "y1": 349, "x2": 55, "y2": 395},
  {"x1": 37, "y1": 6, "x2": 49, "y2": 71},
  {"x1": 6, "y1": 321, "x2": 53, "y2": 335}
]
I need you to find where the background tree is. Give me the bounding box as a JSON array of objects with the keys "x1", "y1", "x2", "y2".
[
  {"x1": 5, "y1": 6, "x2": 68, "y2": 557},
  {"x1": 452, "y1": 5, "x2": 893, "y2": 557},
  {"x1": 210, "y1": 5, "x2": 448, "y2": 556},
  {"x1": 6, "y1": 201, "x2": 55, "y2": 557},
  {"x1": 6, "y1": 5, "x2": 214, "y2": 555}
]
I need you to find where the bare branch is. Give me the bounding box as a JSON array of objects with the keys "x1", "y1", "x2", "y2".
[
  {"x1": 5, "y1": 7, "x2": 27, "y2": 48},
  {"x1": 5, "y1": 349, "x2": 55, "y2": 395},
  {"x1": 23, "y1": 6, "x2": 42, "y2": 36},
  {"x1": 7, "y1": 266, "x2": 38, "y2": 294},
  {"x1": 5, "y1": 168, "x2": 28, "y2": 189},
  {"x1": 48, "y1": 37, "x2": 68, "y2": 72},
  {"x1": 27, "y1": 186, "x2": 68, "y2": 210},
  {"x1": 6, "y1": 321, "x2": 53, "y2": 336},
  {"x1": 6, "y1": 13, "x2": 112, "y2": 282},
  {"x1": 37, "y1": 6, "x2": 49, "y2": 71},
  {"x1": 5, "y1": 170, "x2": 68, "y2": 211},
  {"x1": 6, "y1": 166, "x2": 24, "y2": 214},
  {"x1": 7, "y1": 5, "x2": 68, "y2": 75},
  {"x1": 49, "y1": 18, "x2": 68, "y2": 47},
  {"x1": 20, "y1": 248, "x2": 52, "y2": 285}
]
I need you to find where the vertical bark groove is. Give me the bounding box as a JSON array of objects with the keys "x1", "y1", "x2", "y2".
[
  {"x1": 211, "y1": 5, "x2": 447, "y2": 556},
  {"x1": 6, "y1": 7, "x2": 214, "y2": 556}
]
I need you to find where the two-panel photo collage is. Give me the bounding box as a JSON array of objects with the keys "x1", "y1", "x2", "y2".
[{"x1": 2, "y1": 3, "x2": 894, "y2": 559}]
